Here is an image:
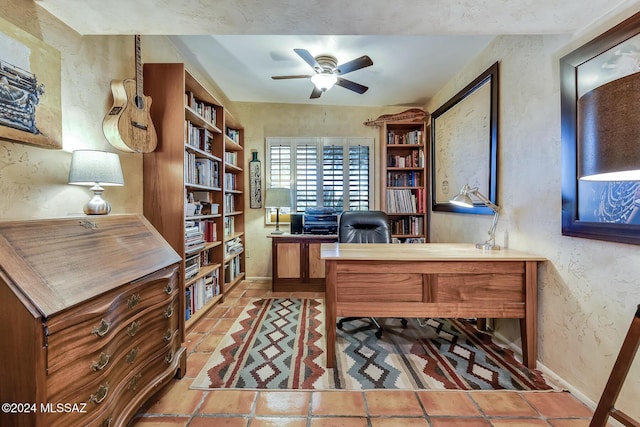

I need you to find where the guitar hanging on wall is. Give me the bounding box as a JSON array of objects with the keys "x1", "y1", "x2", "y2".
[{"x1": 103, "y1": 35, "x2": 157, "y2": 153}]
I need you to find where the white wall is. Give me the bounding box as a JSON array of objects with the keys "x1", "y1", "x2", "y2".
[{"x1": 427, "y1": 9, "x2": 640, "y2": 417}]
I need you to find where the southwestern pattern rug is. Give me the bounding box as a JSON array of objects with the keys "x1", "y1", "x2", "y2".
[{"x1": 191, "y1": 298, "x2": 557, "y2": 391}]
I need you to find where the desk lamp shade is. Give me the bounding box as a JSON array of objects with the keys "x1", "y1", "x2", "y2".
[
  {"x1": 265, "y1": 187, "x2": 292, "y2": 234},
  {"x1": 578, "y1": 72, "x2": 640, "y2": 181},
  {"x1": 68, "y1": 150, "x2": 124, "y2": 215},
  {"x1": 450, "y1": 184, "x2": 501, "y2": 250}
]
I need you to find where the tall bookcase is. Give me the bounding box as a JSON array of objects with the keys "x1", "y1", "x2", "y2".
[
  {"x1": 143, "y1": 63, "x2": 245, "y2": 331},
  {"x1": 380, "y1": 119, "x2": 429, "y2": 242}
]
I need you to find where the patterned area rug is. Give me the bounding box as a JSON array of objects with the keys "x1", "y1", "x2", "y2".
[{"x1": 191, "y1": 298, "x2": 557, "y2": 391}]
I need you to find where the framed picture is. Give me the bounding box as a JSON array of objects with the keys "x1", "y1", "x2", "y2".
[
  {"x1": 0, "y1": 16, "x2": 62, "y2": 149},
  {"x1": 560, "y1": 12, "x2": 640, "y2": 245},
  {"x1": 431, "y1": 62, "x2": 499, "y2": 214}
]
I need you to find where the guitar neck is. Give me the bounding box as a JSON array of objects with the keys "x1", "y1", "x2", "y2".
[{"x1": 135, "y1": 34, "x2": 143, "y2": 99}]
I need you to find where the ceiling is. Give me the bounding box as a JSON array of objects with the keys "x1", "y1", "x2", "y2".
[{"x1": 36, "y1": 0, "x2": 637, "y2": 107}]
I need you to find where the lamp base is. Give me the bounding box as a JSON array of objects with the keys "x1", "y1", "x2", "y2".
[
  {"x1": 84, "y1": 185, "x2": 111, "y2": 215},
  {"x1": 270, "y1": 229, "x2": 284, "y2": 235},
  {"x1": 476, "y1": 242, "x2": 500, "y2": 251}
]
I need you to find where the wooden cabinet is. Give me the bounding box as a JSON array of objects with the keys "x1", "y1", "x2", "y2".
[
  {"x1": 0, "y1": 215, "x2": 183, "y2": 427},
  {"x1": 271, "y1": 234, "x2": 337, "y2": 292},
  {"x1": 143, "y1": 63, "x2": 245, "y2": 330},
  {"x1": 380, "y1": 119, "x2": 429, "y2": 242}
]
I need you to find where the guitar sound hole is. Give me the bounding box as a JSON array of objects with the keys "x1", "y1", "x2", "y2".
[{"x1": 135, "y1": 95, "x2": 145, "y2": 110}]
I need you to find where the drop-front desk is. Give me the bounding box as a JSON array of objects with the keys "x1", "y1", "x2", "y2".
[{"x1": 321, "y1": 243, "x2": 545, "y2": 369}]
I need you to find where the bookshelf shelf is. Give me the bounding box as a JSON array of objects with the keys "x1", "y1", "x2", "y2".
[
  {"x1": 143, "y1": 63, "x2": 245, "y2": 333},
  {"x1": 380, "y1": 119, "x2": 429, "y2": 243}
]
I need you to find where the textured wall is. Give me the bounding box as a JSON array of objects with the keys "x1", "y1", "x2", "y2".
[{"x1": 427, "y1": 17, "x2": 640, "y2": 418}]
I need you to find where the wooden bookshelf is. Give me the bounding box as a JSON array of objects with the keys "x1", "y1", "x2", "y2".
[{"x1": 143, "y1": 63, "x2": 245, "y2": 331}]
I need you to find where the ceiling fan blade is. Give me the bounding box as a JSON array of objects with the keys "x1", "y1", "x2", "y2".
[
  {"x1": 310, "y1": 86, "x2": 323, "y2": 99},
  {"x1": 336, "y1": 77, "x2": 368, "y2": 94},
  {"x1": 294, "y1": 48, "x2": 322, "y2": 72},
  {"x1": 336, "y1": 55, "x2": 373, "y2": 75},
  {"x1": 272, "y1": 75, "x2": 312, "y2": 80}
]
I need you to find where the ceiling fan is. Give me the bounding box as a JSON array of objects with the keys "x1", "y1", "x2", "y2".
[{"x1": 272, "y1": 48, "x2": 373, "y2": 99}]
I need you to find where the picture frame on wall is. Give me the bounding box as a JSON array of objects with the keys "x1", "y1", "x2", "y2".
[
  {"x1": 560, "y1": 12, "x2": 640, "y2": 245},
  {"x1": 0, "y1": 16, "x2": 62, "y2": 149}
]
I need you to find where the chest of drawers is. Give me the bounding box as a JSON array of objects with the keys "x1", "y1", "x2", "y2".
[{"x1": 0, "y1": 215, "x2": 183, "y2": 427}]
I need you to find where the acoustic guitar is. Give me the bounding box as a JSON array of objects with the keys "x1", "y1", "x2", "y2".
[{"x1": 103, "y1": 35, "x2": 157, "y2": 153}]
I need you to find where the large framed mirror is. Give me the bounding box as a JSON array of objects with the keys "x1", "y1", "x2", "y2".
[{"x1": 431, "y1": 62, "x2": 499, "y2": 214}]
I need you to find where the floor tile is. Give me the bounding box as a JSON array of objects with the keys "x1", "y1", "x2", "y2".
[
  {"x1": 309, "y1": 417, "x2": 369, "y2": 427},
  {"x1": 370, "y1": 417, "x2": 430, "y2": 426},
  {"x1": 190, "y1": 317, "x2": 217, "y2": 333},
  {"x1": 429, "y1": 418, "x2": 492, "y2": 427},
  {"x1": 190, "y1": 416, "x2": 249, "y2": 427},
  {"x1": 194, "y1": 332, "x2": 225, "y2": 352},
  {"x1": 198, "y1": 390, "x2": 257, "y2": 415},
  {"x1": 547, "y1": 420, "x2": 594, "y2": 427},
  {"x1": 522, "y1": 392, "x2": 593, "y2": 418},
  {"x1": 470, "y1": 392, "x2": 538, "y2": 417},
  {"x1": 130, "y1": 416, "x2": 191, "y2": 426},
  {"x1": 364, "y1": 390, "x2": 424, "y2": 416},
  {"x1": 250, "y1": 417, "x2": 308, "y2": 427},
  {"x1": 184, "y1": 331, "x2": 205, "y2": 353},
  {"x1": 211, "y1": 317, "x2": 237, "y2": 332},
  {"x1": 490, "y1": 419, "x2": 550, "y2": 426},
  {"x1": 143, "y1": 379, "x2": 204, "y2": 415},
  {"x1": 254, "y1": 391, "x2": 311, "y2": 416},
  {"x1": 417, "y1": 391, "x2": 482, "y2": 416},
  {"x1": 184, "y1": 351, "x2": 211, "y2": 377},
  {"x1": 311, "y1": 391, "x2": 367, "y2": 416},
  {"x1": 245, "y1": 289, "x2": 272, "y2": 297}
]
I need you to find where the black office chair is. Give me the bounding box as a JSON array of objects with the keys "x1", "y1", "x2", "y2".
[{"x1": 336, "y1": 210, "x2": 408, "y2": 338}]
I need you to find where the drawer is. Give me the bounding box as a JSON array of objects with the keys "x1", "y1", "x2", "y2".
[
  {"x1": 45, "y1": 344, "x2": 180, "y2": 427},
  {"x1": 336, "y1": 272, "x2": 423, "y2": 302},
  {"x1": 434, "y1": 273, "x2": 525, "y2": 303},
  {"x1": 47, "y1": 294, "x2": 179, "y2": 402},
  {"x1": 46, "y1": 266, "x2": 179, "y2": 368}
]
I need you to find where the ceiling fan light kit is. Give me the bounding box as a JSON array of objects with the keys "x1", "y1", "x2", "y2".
[{"x1": 272, "y1": 48, "x2": 373, "y2": 99}]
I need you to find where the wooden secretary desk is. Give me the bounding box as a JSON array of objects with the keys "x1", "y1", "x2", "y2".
[{"x1": 0, "y1": 215, "x2": 184, "y2": 427}]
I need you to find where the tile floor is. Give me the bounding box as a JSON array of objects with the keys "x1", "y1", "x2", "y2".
[{"x1": 131, "y1": 280, "x2": 606, "y2": 427}]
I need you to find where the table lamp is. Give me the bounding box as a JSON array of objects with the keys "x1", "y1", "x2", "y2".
[
  {"x1": 68, "y1": 150, "x2": 124, "y2": 215},
  {"x1": 265, "y1": 187, "x2": 292, "y2": 234},
  {"x1": 450, "y1": 184, "x2": 501, "y2": 250}
]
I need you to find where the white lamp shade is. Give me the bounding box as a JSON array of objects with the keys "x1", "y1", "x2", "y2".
[
  {"x1": 311, "y1": 73, "x2": 338, "y2": 91},
  {"x1": 68, "y1": 150, "x2": 124, "y2": 186},
  {"x1": 265, "y1": 188, "x2": 292, "y2": 208}
]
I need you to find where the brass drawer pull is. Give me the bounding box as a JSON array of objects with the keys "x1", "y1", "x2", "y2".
[
  {"x1": 91, "y1": 319, "x2": 111, "y2": 337},
  {"x1": 127, "y1": 293, "x2": 140, "y2": 309},
  {"x1": 127, "y1": 320, "x2": 141, "y2": 337},
  {"x1": 164, "y1": 282, "x2": 174, "y2": 295},
  {"x1": 165, "y1": 350, "x2": 174, "y2": 364},
  {"x1": 91, "y1": 352, "x2": 111, "y2": 371},
  {"x1": 89, "y1": 383, "x2": 109, "y2": 404},
  {"x1": 164, "y1": 304, "x2": 174, "y2": 319},
  {"x1": 126, "y1": 346, "x2": 140, "y2": 364},
  {"x1": 128, "y1": 373, "x2": 142, "y2": 391},
  {"x1": 163, "y1": 329, "x2": 172, "y2": 342}
]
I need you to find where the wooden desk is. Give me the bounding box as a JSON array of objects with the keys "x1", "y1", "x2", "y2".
[{"x1": 321, "y1": 243, "x2": 545, "y2": 369}]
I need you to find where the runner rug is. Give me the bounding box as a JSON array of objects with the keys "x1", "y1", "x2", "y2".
[{"x1": 191, "y1": 297, "x2": 557, "y2": 391}]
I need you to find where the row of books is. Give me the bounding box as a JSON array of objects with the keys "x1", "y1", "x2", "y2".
[
  {"x1": 185, "y1": 91, "x2": 218, "y2": 126},
  {"x1": 387, "y1": 150, "x2": 424, "y2": 168},
  {"x1": 390, "y1": 216, "x2": 424, "y2": 236},
  {"x1": 226, "y1": 127, "x2": 240, "y2": 143},
  {"x1": 387, "y1": 130, "x2": 423, "y2": 145},
  {"x1": 224, "y1": 216, "x2": 235, "y2": 236},
  {"x1": 184, "y1": 153, "x2": 221, "y2": 188},
  {"x1": 387, "y1": 171, "x2": 423, "y2": 187},
  {"x1": 185, "y1": 120, "x2": 216, "y2": 153},
  {"x1": 225, "y1": 236, "x2": 243, "y2": 258},
  {"x1": 185, "y1": 253, "x2": 201, "y2": 280},
  {"x1": 224, "y1": 172, "x2": 237, "y2": 191},
  {"x1": 392, "y1": 237, "x2": 426, "y2": 244},
  {"x1": 224, "y1": 151, "x2": 238, "y2": 167},
  {"x1": 225, "y1": 256, "x2": 242, "y2": 284},
  {"x1": 185, "y1": 220, "x2": 205, "y2": 255},
  {"x1": 185, "y1": 269, "x2": 220, "y2": 321},
  {"x1": 224, "y1": 193, "x2": 235, "y2": 213},
  {"x1": 386, "y1": 189, "x2": 425, "y2": 213}
]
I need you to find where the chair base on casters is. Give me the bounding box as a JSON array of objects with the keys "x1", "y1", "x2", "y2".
[{"x1": 337, "y1": 317, "x2": 409, "y2": 339}]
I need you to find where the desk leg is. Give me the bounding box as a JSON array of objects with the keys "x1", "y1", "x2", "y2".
[
  {"x1": 325, "y1": 261, "x2": 337, "y2": 368},
  {"x1": 520, "y1": 261, "x2": 538, "y2": 369}
]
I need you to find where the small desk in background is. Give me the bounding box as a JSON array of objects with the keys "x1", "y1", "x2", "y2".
[
  {"x1": 270, "y1": 234, "x2": 338, "y2": 292},
  {"x1": 321, "y1": 243, "x2": 545, "y2": 369}
]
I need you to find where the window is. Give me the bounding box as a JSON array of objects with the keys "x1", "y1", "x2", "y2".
[{"x1": 266, "y1": 137, "x2": 374, "y2": 217}]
